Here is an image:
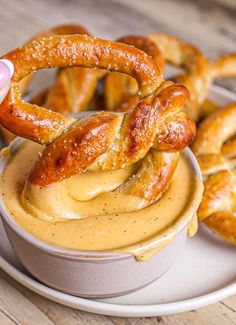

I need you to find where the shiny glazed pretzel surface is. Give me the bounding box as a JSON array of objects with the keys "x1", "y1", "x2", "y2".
[
  {"x1": 148, "y1": 34, "x2": 236, "y2": 121},
  {"x1": 0, "y1": 26, "x2": 196, "y2": 209},
  {"x1": 1, "y1": 23, "x2": 236, "y2": 241},
  {"x1": 2, "y1": 22, "x2": 236, "y2": 249},
  {"x1": 193, "y1": 103, "x2": 236, "y2": 245},
  {"x1": 0, "y1": 24, "x2": 98, "y2": 143},
  {"x1": 32, "y1": 24, "x2": 102, "y2": 114}
]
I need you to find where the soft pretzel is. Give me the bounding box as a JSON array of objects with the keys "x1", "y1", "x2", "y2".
[
  {"x1": 148, "y1": 33, "x2": 209, "y2": 121},
  {"x1": 192, "y1": 103, "x2": 236, "y2": 245},
  {"x1": 199, "y1": 53, "x2": 236, "y2": 118},
  {"x1": 192, "y1": 103, "x2": 236, "y2": 176},
  {"x1": 148, "y1": 34, "x2": 236, "y2": 121},
  {"x1": 1, "y1": 34, "x2": 162, "y2": 144},
  {"x1": 210, "y1": 53, "x2": 236, "y2": 79},
  {"x1": 1, "y1": 34, "x2": 195, "y2": 212},
  {"x1": 198, "y1": 169, "x2": 236, "y2": 245},
  {"x1": 0, "y1": 73, "x2": 34, "y2": 144}
]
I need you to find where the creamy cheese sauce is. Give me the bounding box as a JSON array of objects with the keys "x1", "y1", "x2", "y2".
[{"x1": 1, "y1": 140, "x2": 203, "y2": 261}]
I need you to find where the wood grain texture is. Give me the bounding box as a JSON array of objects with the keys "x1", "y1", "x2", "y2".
[{"x1": 0, "y1": 0, "x2": 235, "y2": 323}]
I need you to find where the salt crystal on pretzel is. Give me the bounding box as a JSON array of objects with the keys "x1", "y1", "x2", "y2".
[{"x1": 0, "y1": 34, "x2": 195, "y2": 222}]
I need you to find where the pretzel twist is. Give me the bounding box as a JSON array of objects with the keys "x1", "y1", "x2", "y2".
[
  {"x1": 192, "y1": 103, "x2": 236, "y2": 245},
  {"x1": 29, "y1": 83, "x2": 191, "y2": 189},
  {"x1": 104, "y1": 35, "x2": 194, "y2": 152},
  {"x1": 1, "y1": 34, "x2": 195, "y2": 212}
]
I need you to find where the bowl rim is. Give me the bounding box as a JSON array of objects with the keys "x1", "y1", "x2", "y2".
[{"x1": 0, "y1": 136, "x2": 202, "y2": 262}]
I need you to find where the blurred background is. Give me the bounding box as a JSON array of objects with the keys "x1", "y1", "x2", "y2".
[
  {"x1": 0, "y1": 0, "x2": 235, "y2": 91},
  {"x1": 0, "y1": 1, "x2": 235, "y2": 324}
]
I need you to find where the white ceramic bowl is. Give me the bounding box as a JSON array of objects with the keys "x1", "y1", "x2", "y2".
[{"x1": 0, "y1": 138, "x2": 202, "y2": 298}]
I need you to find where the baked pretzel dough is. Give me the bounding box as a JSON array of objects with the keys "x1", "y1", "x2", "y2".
[
  {"x1": 1, "y1": 24, "x2": 100, "y2": 143},
  {"x1": 148, "y1": 34, "x2": 236, "y2": 121},
  {"x1": 1, "y1": 33, "x2": 196, "y2": 211},
  {"x1": 192, "y1": 103, "x2": 236, "y2": 176},
  {"x1": 34, "y1": 24, "x2": 102, "y2": 114},
  {"x1": 193, "y1": 103, "x2": 236, "y2": 245},
  {"x1": 103, "y1": 35, "x2": 194, "y2": 153},
  {"x1": 198, "y1": 170, "x2": 236, "y2": 245},
  {"x1": 1, "y1": 34, "x2": 162, "y2": 144},
  {"x1": 104, "y1": 35, "x2": 164, "y2": 112},
  {"x1": 28, "y1": 83, "x2": 192, "y2": 189}
]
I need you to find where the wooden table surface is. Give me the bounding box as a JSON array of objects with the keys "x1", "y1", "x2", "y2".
[{"x1": 0, "y1": 0, "x2": 235, "y2": 323}]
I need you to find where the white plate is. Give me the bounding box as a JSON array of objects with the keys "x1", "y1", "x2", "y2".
[{"x1": 0, "y1": 85, "x2": 236, "y2": 317}]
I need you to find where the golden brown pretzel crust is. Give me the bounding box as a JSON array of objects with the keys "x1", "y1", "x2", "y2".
[
  {"x1": 44, "y1": 67, "x2": 98, "y2": 114},
  {"x1": 105, "y1": 35, "x2": 164, "y2": 112},
  {"x1": 148, "y1": 34, "x2": 236, "y2": 121},
  {"x1": 199, "y1": 53, "x2": 236, "y2": 118},
  {"x1": 0, "y1": 24, "x2": 98, "y2": 144},
  {"x1": 148, "y1": 33, "x2": 209, "y2": 121},
  {"x1": 211, "y1": 53, "x2": 236, "y2": 79},
  {"x1": 29, "y1": 84, "x2": 192, "y2": 188},
  {"x1": 103, "y1": 35, "x2": 195, "y2": 152},
  {"x1": 192, "y1": 103, "x2": 236, "y2": 175},
  {"x1": 193, "y1": 103, "x2": 236, "y2": 245},
  {"x1": 35, "y1": 24, "x2": 100, "y2": 114},
  {"x1": 198, "y1": 170, "x2": 236, "y2": 245},
  {"x1": 1, "y1": 34, "x2": 162, "y2": 144},
  {"x1": 1, "y1": 33, "x2": 195, "y2": 208}
]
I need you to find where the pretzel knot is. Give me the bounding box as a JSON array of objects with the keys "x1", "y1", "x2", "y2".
[
  {"x1": 192, "y1": 103, "x2": 236, "y2": 245},
  {"x1": 0, "y1": 33, "x2": 195, "y2": 219}
]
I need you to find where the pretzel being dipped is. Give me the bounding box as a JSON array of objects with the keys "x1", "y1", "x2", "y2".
[
  {"x1": 29, "y1": 83, "x2": 191, "y2": 187},
  {"x1": 0, "y1": 34, "x2": 196, "y2": 222},
  {"x1": 192, "y1": 103, "x2": 236, "y2": 245},
  {"x1": 25, "y1": 83, "x2": 192, "y2": 219}
]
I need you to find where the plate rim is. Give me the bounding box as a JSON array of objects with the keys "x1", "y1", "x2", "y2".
[
  {"x1": 1, "y1": 255, "x2": 236, "y2": 317},
  {"x1": 1, "y1": 84, "x2": 236, "y2": 317}
]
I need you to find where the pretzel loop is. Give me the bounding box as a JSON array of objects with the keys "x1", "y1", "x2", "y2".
[
  {"x1": 1, "y1": 35, "x2": 162, "y2": 144},
  {"x1": 105, "y1": 35, "x2": 164, "y2": 112},
  {"x1": 148, "y1": 34, "x2": 236, "y2": 121},
  {"x1": 1, "y1": 33, "x2": 196, "y2": 217},
  {"x1": 33, "y1": 24, "x2": 101, "y2": 114}
]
